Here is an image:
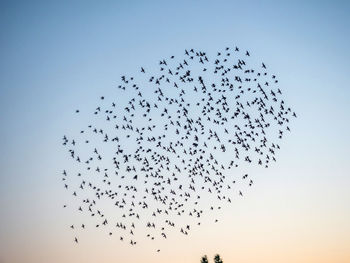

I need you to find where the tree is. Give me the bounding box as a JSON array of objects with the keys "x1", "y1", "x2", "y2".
[
  {"x1": 214, "y1": 254, "x2": 223, "y2": 263},
  {"x1": 200, "y1": 255, "x2": 209, "y2": 263}
]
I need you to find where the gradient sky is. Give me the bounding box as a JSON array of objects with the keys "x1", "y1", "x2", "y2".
[{"x1": 1, "y1": 1, "x2": 350, "y2": 263}]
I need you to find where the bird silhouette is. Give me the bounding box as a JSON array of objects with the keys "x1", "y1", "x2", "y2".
[{"x1": 62, "y1": 46, "x2": 296, "y2": 251}]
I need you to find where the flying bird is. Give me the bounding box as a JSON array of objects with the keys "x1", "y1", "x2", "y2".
[{"x1": 61, "y1": 46, "x2": 296, "y2": 252}]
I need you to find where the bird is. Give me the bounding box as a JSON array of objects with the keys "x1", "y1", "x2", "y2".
[{"x1": 61, "y1": 46, "x2": 296, "y2": 252}]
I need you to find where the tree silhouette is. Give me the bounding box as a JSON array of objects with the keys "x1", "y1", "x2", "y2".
[
  {"x1": 200, "y1": 254, "x2": 223, "y2": 263},
  {"x1": 214, "y1": 254, "x2": 223, "y2": 263},
  {"x1": 200, "y1": 255, "x2": 209, "y2": 263}
]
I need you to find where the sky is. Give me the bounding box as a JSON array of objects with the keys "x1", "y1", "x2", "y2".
[{"x1": 0, "y1": 0, "x2": 350, "y2": 263}]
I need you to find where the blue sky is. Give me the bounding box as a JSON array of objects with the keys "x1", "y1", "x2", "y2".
[{"x1": 0, "y1": 1, "x2": 349, "y2": 262}]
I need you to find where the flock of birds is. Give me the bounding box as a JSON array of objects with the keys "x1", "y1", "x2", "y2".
[{"x1": 61, "y1": 46, "x2": 296, "y2": 252}]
